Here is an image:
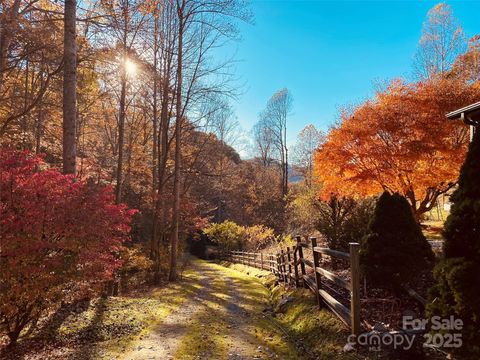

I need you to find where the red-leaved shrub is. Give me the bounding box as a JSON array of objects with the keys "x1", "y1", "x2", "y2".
[{"x1": 0, "y1": 149, "x2": 136, "y2": 345}]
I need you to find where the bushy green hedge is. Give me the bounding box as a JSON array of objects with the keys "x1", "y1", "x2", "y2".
[
  {"x1": 428, "y1": 130, "x2": 480, "y2": 359},
  {"x1": 360, "y1": 191, "x2": 434, "y2": 291}
]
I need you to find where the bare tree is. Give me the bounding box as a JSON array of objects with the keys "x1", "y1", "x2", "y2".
[
  {"x1": 253, "y1": 119, "x2": 275, "y2": 167},
  {"x1": 169, "y1": 0, "x2": 186, "y2": 282},
  {"x1": 96, "y1": 0, "x2": 147, "y2": 203},
  {"x1": 258, "y1": 88, "x2": 292, "y2": 196},
  {"x1": 413, "y1": 2, "x2": 465, "y2": 79},
  {"x1": 292, "y1": 124, "x2": 324, "y2": 186},
  {"x1": 206, "y1": 96, "x2": 239, "y2": 221},
  {"x1": 152, "y1": 0, "x2": 177, "y2": 283},
  {"x1": 168, "y1": 0, "x2": 251, "y2": 281}
]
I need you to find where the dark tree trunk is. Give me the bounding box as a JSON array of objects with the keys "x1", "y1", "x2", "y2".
[
  {"x1": 169, "y1": 4, "x2": 184, "y2": 282},
  {"x1": 62, "y1": 0, "x2": 77, "y2": 174},
  {"x1": 115, "y1": 69, "x2": 126, "y2": 204},
  {"x1": 0, "y1": 0, "x2": 22, "y2": 91}
]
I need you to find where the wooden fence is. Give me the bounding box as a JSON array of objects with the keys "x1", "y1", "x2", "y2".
[
  {"x1": 230, "y1": 251, "x2": 277, "y2": 271},
  {"x1": 228, "y1": 236, "x2": 360, "y2": 336}
]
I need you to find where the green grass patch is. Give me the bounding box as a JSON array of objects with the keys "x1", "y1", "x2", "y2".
[
  {"x1": 37, "y1": 265, "x2": 205, "y2": 359},
  {"x1": 174, "y1": 268, "x2": 230, "y2": 359},
  {"x1": 217, "y1": 261, "x2": 372, "y2": 360},
  {"x1": 208, "y1": 261, "x2": 306, "y2": 359}
]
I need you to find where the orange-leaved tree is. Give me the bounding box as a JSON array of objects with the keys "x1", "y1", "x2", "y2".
[{"x1": 314, "y1": 77, "x2": 480, "y2": 219}]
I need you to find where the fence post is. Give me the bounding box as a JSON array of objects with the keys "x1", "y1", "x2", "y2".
[
  {"x1": 260, "y1": 252, "x2": 264, "y2": 270},
  {"x1": 286, "y1": 247, "x2": 292, "y2": 286},
  {"x1": 350, "y1": 242, "x2": 360, "y2": 337},
  {"x1": 276, "y1": 253, "x2": 283, "y2": 282},
  {"x1": 292, "y1": 243, "x2": 300, "y2": 287},
  {"x1": 281, "y1": 249, "x2": 288, "y2": 285},
  {"x1": 296, "y1": 236, "x2": 307, "y2": 288},
  {"x1": 311, "y1": 237, "x2": 322, "y2": 308}
]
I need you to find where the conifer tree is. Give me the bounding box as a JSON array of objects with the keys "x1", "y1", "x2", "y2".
[
  {"x1": 360, "y1": 192, "x2": 434, "y2": 290},
  {"x1": 428, "y1": 129, "x2": 480, "y2": 358}
]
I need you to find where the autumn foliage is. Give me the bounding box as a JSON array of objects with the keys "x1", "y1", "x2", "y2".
[
  {"x1": 204, "y1": 221, "x2": 276, "y2": 252},
  {"x1": 314, "y1": 77, "x2": 480, "y2": 217},
  {"x1": 0, "y1": 150, "x2": 136, "y2": 345}
]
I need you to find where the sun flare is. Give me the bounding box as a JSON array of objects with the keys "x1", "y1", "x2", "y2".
[{"x1": 124, "y1": 58, "x2": 137, "y2": 76}]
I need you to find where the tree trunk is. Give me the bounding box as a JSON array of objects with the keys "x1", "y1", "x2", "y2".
[
  {"x1": 116, "y1": 69, "x2": 126, "y2": 204},
  {"x1": 0, "y1": 0, "x2": 22, "y2": 92},
  {"x1": 152, "y1": 69, "x2": 171, "y2": 283},
  {"x1": 35, "y1": 99, "x2": 44, "y2": 154},
  {"x1": 152, "y1": 9, "x2": 159, "y2": 195},
  {"x1": 7, "y1": 328, "x2": 21, "y2": 348},
  {"x1": 115, "y1": 4, "x2": 130, "y2": 204},
  {"x1": 62, "y1": 0, "x2": 77, "y2": 174},
  {"x1": 150, "y1": 10, "x2": 159, "y2": 260},
  {"x1": 169, "y1": 7, "x2": 184, "y2": 282}
]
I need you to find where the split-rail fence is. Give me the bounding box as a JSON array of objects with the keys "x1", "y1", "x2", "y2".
[{"x1": 228, "y1": 236, "x2": 360, "y2": 336}]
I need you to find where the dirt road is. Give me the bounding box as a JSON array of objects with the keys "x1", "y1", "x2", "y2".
[{"x1": 120, "y1": 260, "x2": 302, "y2": 360}]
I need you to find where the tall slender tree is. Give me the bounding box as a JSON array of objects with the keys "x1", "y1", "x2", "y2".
[
  {"x1": 167, "y1": 0, "x2": 251, "y2": 281},
  {"x1": 258, "y1": 88, "x2": 292, "y2": 196},
  {"x1": 292, "y1": 124, "x2": 325, "y2": 186},
  {"x1": 414, "y1": 2, "x2": 465, "y2": 79},
  {"x1": 63, "y1": 0, "x2": 77, "y2": 174},
  {"x1": 169, "y1": 0, "x2": 185, "y2": 282}
]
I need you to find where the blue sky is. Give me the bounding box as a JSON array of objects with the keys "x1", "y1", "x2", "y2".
[{"x1": 220, "y1": 1, "x2": 480, "y2": 151}]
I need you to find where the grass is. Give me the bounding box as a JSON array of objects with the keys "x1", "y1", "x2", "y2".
[
  {"x1": 99, "y1": 267, "x2": 205, "y2": 358},
  {"x1": 217, "y1": 261, "x2": 372, "y2": 360},
  {"x1": 174, "y1": 270, "x2": 230, "y2": 359},
  {"x1": 18, "y1": 265, "x2": 206, "y2": 359},
  {"x1": 10, "y1": 258, "x2": 378, "y2": 359},
  {"x1": 176, "y1": 260, "x2": 303, "y2": 359},
  {"x1": 209, "y1": 262, "x2": 302, "y2": 358}
]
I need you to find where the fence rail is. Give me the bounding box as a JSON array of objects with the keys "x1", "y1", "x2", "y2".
[{"x1": 226, "y1": 236, "x2": 360, "y2": 337}]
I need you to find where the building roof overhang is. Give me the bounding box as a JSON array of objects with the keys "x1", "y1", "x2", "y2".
[{"x1": 446, "y1": 101, "x2": 480, "y2": 125}]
